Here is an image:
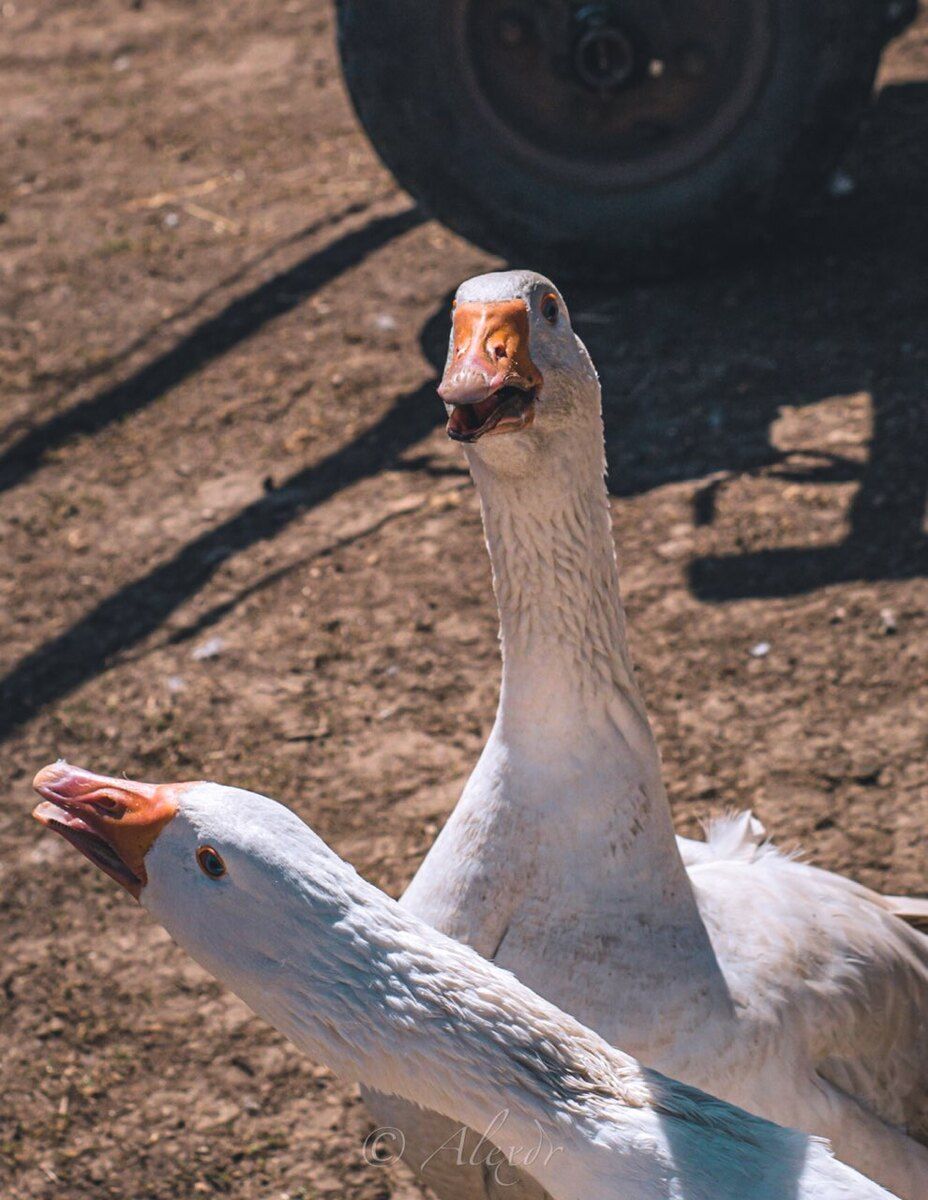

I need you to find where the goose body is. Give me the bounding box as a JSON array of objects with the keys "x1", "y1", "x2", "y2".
[
  {"x1": 367, "y1": 271, "x2": 928, "y2": 1200},
  {"x1": 32, "y1": 761, "x2": 898, "y2": 1200}
]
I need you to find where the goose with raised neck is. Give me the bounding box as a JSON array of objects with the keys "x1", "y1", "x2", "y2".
[
  {"x1": 368, "y1": 271, "x2": 928, "y2": 1200},
  {"x1": 32, "y1": 761, "x2": 899, "y2": 1200}
]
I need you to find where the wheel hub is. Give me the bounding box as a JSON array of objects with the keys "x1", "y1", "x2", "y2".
[
  {"x1": 572, "y1": 5, "x2": 640, "y2": 92},
  {"x1": 457, "y1": 0, "x2": 775, "y2": 188}
]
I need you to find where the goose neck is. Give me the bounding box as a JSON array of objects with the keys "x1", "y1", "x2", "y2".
[
  {"x1": 468, "y1": 429, "x2": 646, "y2": 740},
  {"x1": 196, "y1": 867, "x2": 676, "y2": 1197},
  {"x1": 463, "y1": 424, "x2": 706, "y2": 922}
]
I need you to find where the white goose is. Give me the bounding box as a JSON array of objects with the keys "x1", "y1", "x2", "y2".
[
  {"x1": 365, "y1": 271, "x2": 928, "y2": 1200},
  {"x1": 33, "y1": 761, "x2": 898, "y2": 1200}
]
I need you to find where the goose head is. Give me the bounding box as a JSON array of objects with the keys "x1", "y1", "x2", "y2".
[
  {"x1": 31, "y1": 761, "x2": 346, "y2": 989},
  {"x1": 439, "y1": 270, "x2": 599, "y2": 477},
  {"x1": 32, "y1": 759, "x2": 488, "y2": 1099}
]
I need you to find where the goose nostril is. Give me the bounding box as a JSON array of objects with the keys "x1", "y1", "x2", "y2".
[{"x1": 90, "y1": 795, "x2": 127, "y2": 819}]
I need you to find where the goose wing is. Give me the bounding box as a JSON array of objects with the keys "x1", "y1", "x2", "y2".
[{"x1": 692, "y1": 847, "x2": 928, "y2": 1143}]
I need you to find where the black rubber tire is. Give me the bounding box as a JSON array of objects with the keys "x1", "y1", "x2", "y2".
[{"x1": 336, "y1": 0, "x2": 886, "y2": 281}]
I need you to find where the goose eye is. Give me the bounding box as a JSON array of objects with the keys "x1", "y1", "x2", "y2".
[
  {"x1": 196, "y1": 846, "x2": 226, "y2": 879},
  {"x1": 541, "y1": 293, "x2": 559, "y2": 324}
]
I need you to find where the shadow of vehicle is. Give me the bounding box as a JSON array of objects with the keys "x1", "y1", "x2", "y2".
[{"x1": 570, "y1": 81, "x2": 927, "y2": 599}]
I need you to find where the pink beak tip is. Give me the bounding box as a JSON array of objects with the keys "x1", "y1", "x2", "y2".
[{"x1": 32, "y1": 760, "x2": 111, "y2": 803}]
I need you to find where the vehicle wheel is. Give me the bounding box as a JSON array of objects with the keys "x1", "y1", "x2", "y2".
[{"x1": 336, "y1": 0, "x2": 886, "y2": 280}]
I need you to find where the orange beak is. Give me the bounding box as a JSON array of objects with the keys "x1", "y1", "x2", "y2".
[
  {"x1": 32, "y1": 762, "x2": 184, "y2": 900},
  {"x1": 439, "y1": 300, "x2": 542, "y2": 442}
]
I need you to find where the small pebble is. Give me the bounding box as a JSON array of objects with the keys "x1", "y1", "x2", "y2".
[
  {"x1": 879, "y1": 608, "x2": 897, "y2": 635},
  {"x1": 828, "y1": 170, "x2": 856, "y2": 198},
  {"x1": 163, "y1": 211, "x2": 179, "y2": 228},
  {"x1": 750, "y1": 642, "x2": 771, "y2": 658},
  {"x1": 192, "y1": 636, "x2": 224, "y2": 661}
]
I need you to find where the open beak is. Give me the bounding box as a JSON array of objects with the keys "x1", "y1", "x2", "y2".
[
  {"x1": 32, "y1": 761, "x2": 182, "y2": 900},
  {"x1": 439, "y1": 300, "x2": 542, "y2": 443}
]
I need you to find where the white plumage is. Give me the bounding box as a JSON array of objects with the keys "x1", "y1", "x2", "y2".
[
  {"x1": 367, "y1": 271, "x2": 928, "y2": 1200},
  {"x1": 32, "y1": 765, "x2": 902, "y2": 1200}
]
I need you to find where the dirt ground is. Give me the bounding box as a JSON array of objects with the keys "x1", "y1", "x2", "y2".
[{"x1": 1, "y1": 3, "x2": 927, "y2": 1198}]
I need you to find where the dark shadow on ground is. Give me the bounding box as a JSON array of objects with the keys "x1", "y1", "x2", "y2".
[
  {"x1": 2, "y1": 83, "x2": 926, "y2": 743},
  {"x1": 0, "y1": 199, "x2": 387, "y2": 445},
  {"x1": 0, "y1": 302, "x2": 450, "y2": 744},
  {"x1": 571, "y1": 81, "x2": 928, "y2": 599},
  {"x1": 0, "y1": 206, "x2": 424, "y2": 496}
]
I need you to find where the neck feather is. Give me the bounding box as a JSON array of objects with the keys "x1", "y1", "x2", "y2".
[
  {"x1": 194, "y1": 860, "x2": 645, "y2": 1134},
  {"x1": 470, "y1": 411, "x2": 644, "y2": 734}
]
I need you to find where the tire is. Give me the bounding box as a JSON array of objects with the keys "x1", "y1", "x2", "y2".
[{"x1": 336, "y1": 0, "x2": 886, "y2": 280}]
